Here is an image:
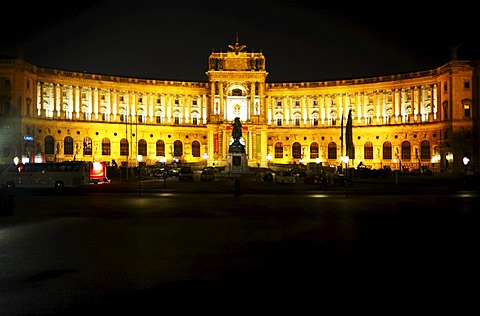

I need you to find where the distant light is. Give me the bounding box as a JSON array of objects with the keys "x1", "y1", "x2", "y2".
[{"x1": 137, "y1": 155, "x2": 143, "y2": 163}]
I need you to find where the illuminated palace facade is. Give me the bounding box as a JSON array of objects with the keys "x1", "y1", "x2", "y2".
[{"x1": 0, "y1": 40, "x2": 479, "y2": 174}]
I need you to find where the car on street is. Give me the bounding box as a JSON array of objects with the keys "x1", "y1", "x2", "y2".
[
  {"x1": 275, "y1": 170, "x2": 297, "y2": 184},
  {"x1": 178, "y1": 166, "x2": 194, "y2": 181},
  {"x1": 200, "y1": 168, "x2": 214, "y2": 181},
  {"x1": 153, "y1": 168, "x2": 168, "y2": 179}
]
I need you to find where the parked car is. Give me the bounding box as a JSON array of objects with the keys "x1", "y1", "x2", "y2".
[
  {"x1": 261, "y1": 172, "x2": 274, "y2": 182},
  {"x1": 178, "y1": 166, "x2": 194, "y2": 181},
  {"x1": 153, "y1": 168, "x2": 168, "y2": 179},
  {"x1": 200, "y1": 168, "x2": 214, "y2": 181},
  {"x1": 168, "y1": 168, "x2": 180, "y2": 177},
  {"x1": 275, "y1": 170, "x2": 296, "y2": 184}
]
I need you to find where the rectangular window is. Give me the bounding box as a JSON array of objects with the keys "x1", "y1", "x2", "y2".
[
  {"x1": 276, "y1": 118, "x2": 282, "y2": 126},
  {"x1": 464, "y1": 81, "x2": 470, "y2": 89},
  {"x1": 102, "y1": 140, "x2": 110, "y2": 156},
  {"x1": 156, "y1": 115, "x2": 163, "y2": 124},
  {"x1": 174, "y1": 117, "x2": 180, "y2": 124},
  {"x1": 192, "y1": 117, "x2": 198, "y2": 125},
  {"x1": 464, "y1": 104, "x2": 471, "y2": 118}
]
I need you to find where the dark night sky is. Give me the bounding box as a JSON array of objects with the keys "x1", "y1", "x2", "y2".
[{"x1": 1, "y1": 0, "x2": 477, "y2": 82}]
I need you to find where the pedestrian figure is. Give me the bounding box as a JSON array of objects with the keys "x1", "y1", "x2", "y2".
[
  {"x1": 234, "y1": 179, "x2": 242, "y2": 197},
  {"x1": 1, "y1": 184, "x2": 15, "y2": 215}
]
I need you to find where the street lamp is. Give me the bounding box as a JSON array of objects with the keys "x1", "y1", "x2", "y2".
[
  {"x1": 463, "y1": 156, "x2": 470, "y2": 184},
  {"x1": 431, "y1": 154, "x2": 440, "y2": 175},
  {"x1": 203, "y1": 152, "x2": 208, "y2": 168},
  {"x1": 136, "y1": 154, "x2": 142, "y2": 196},
  {"x1": 266, "y1": 153, "x2": 272, "y2": 169},
  {"x1": 160, "y1": 157, "x2": 167, "y2": 189},
  {"x1": 315, "y1": 157, "x2": 320, "y2": 189}
]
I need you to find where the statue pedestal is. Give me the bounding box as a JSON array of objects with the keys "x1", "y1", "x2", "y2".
[{"x1": 226, "y1": 153, "x2": 248, "y2": 174}]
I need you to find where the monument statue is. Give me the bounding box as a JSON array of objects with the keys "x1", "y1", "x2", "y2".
[{"x1": 228, "y1": 117, "x2": 246, "y2": 153}]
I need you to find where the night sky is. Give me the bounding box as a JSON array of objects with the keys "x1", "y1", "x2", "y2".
[{"x1": 1, "y1": 0, "x2": 477, "y2": 82}]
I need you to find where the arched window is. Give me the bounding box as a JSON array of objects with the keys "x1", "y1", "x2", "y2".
[
  {"x1": 102, "y1": 138, "x2": 110, "y2": 156},
  {"x1": 156, "y1": 140, "x2": 165, "y2": 156},
  {"x1": 420, "y1": 140, "x2": 430, "y2": 160},
  {"x1": 120, "y1": 138, "x2": 129, "y2": 156},
  {"x1": 401, "y1": 141, "x2": 411, "y2": 160},
  {"x1": 364, "y1": 141, "x2": 373, "y2": 160},
  {"x1": 327, "y1": 142, "x2": 337, "y2": 160},
  {"x1": 310, "y1": 142, "x2": 318, "y2": 159},
  {"x1": 83, "y1": 137, "x2": 92, "y2": 156},
  {"x1": 138, "y1": 139, "x2": 147, "y2": 156},
  {"x1": 383, "y1": 141, "x2": 392, "y2": 160},
  {"x1": 64, "y1": 136, "x2": 74, "y2": 155},
  {"x1": 292, "y1": 142, "x2": 301, "y2": 159},
  {"x1": 274, "y1": 142, "x2": 283, "y2": 158},
  {"x1": 192, "y1": 140, "x2": 201, "y2": 157},
  {"x1": 45, "y1": 136, "x2": 54, "y2": 155},
  {"x1": 173, "y1": 140, "x2": 183, "y2": 157}
]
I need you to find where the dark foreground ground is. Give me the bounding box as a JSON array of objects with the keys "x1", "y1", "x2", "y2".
[{"x1": 1, "y1": 174, "x2": 479, "y2": 314}]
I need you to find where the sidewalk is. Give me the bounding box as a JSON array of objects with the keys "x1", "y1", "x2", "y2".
[{"x1": 104, "y1": 172, "x2": 479, "y2": 195}]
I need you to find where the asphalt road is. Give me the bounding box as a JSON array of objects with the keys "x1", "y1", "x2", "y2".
[{"x1": 1, "y1": 176, "x2": 479, "y2": 314}]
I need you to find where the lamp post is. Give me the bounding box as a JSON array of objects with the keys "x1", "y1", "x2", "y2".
[
  {"x1": 160, "y1": 157, "x2": 167, "y2": 189},
  {"x1": 431, "y1": 154, "x2": 440, "y2": 175},
  {"x1": 266, "y1": 153, "x2": 272, "y2": 169},
  {"x1": 315, "y1": 157, "x2": 320, "y2": 189},
  {"x1": 341, "y1": 155, "x2": 350, "y2": 197},
  {"x1": 136, "y1": 154, "x2": 142, "y2": 196},
  {"x1": 203, "y1": 152, "x2": 208, "y2": 168},
  {"x1": 463, "y1": 156, "x2": 470, "y2": 184}
]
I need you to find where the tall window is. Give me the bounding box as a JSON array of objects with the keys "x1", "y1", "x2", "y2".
[
  {"x1": 364, "y1": 142, "x2": 373, "y2": 160},
  {"x1": 274, "y1": 142, "x2": 283, "y2": 158},
  {"x1": 292, "y1": 142, "x2": 301, "y2": 159},
  {"x1": 192, "y1": 141, "x2": 201, "y2": 157},
  {"x1": 327, "y1": 142, "x2": 337, "y2": 160},
  {"x1": 83, "y1": 137, "x2": 92, "y2": 156},
  {"x1": 102, "y1": 138, "x2": 111, "y2": 156},
  {"x1": 173, "y1": 140, "x2": 183, "y2": 157},
  {"x1": 420, "y1": 140, "x2": 430, "y2": 160},
  {"x1": 464, "y1": 103, "x2": 471, "y2": 118},
  {"x1": 120, "y1": 139, "x2": 129, "y2": 156},
  {"x1": 45, "y1": 136, "x2": 54, "y2": 155},
  {"x1": 382, "y1": 141, "x2": 392, "y2": 160},
  {"x1": 309, "y1": 142, "x2": 318, "y2": 159},
  {"x1": 156, "y1": 140, "x2": 165, "y2": 156},
  {"x1": 156, "y1": 114, "x2": 163, "y2": 124},
  {"x1": 64, "y1": 136, "x2": 74, "y2": 155},
  {"x1": 138, "y1": 139, "x2": 147, "y2": 156},
  {"x1": 401, "y1": 141, "x2": 411, "y2": 160}
]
